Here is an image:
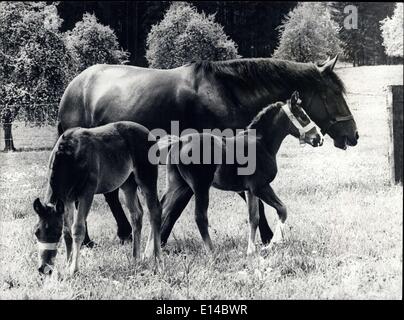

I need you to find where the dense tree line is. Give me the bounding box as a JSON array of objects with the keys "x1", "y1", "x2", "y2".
[
  {"x1": 57, "y1": 1, "x2": 399, "y2": 67},
  {"x1": 57, "y1": 1, "x2": 297, "y2": 66},
  {"x1": 332, "y1": 2, "x2": 397, "y2": 66}
]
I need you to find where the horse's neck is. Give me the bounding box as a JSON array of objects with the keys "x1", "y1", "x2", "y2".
[
  {"x1": 252, "y1": 115, "x2": 289, "y2": 156},
  {"x1": 221, "y1": 59, "x2": 313, "y2": 113}
]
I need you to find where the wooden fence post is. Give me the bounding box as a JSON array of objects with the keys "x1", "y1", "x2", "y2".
[{"x1": 387, "y1": 85, "x2": 403, "y2": 185}]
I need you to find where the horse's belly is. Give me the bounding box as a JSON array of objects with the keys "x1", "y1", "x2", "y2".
[
  {"x1": 95, "y1": 159, "x2": 133, "y2": 194},
  {"x1": 212, "y1": 165, "x2": 246, "y2": 192}
]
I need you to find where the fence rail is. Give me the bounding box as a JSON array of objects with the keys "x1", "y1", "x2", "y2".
[{"x1": 0, "y1": 91, "x2": 398, "y2": 153}]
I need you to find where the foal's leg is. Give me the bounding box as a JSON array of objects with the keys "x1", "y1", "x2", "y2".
[
  {"x1": 194, "y1": 189, "x2": 214, "y2": 253},
  {"x1": 104, "y1": 189, "x2": 132, "y2": 243},
  {"x1": 120, "y1": 177, "x2": 143, "y2": 260},
  {"x1": 161, "y1": 162, "x2": 193, "y2": 246},
  {"x1": 63, "y1": 201, "x2": 75, "y2": 263},
  {"x1": 238, "y1": 193, "x2": 273, "y2": 245},
  {"x1": 141, "y1": 188, "x2": 162, "y2": 260},
  {"x1": 253, "y1": 185, "x2": 287, "y2": 244},
  {"x1": 69, "y1": 193, "x2": 94, "y2": 276},
  {"x1": 246, "y1": 191, "x2": 260, "y2": 255},
  {"x1": 75, "y1": 199, "x2": 93, "y2": 248},
  {"x1": 133, "y1": 165, "x2": 162, "y2": 261}
]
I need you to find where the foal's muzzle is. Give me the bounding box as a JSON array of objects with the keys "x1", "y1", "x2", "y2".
[
  {"x1": 37, "y1": 242, "x2": 58, "y2": 275},
  {"x1": 311, "y1": 134, "x2": 324, "y2": 147}
]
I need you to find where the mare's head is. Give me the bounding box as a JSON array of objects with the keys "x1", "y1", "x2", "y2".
[
  {"x1": 282, "y1": 91, "x2": 323, "y2": 147},
  {"x1": 33, "y1": 198, "x2": 64, "y2": 275},
  {"x1": 304, "y1": 55, "x2": 358, "y2": 149}
]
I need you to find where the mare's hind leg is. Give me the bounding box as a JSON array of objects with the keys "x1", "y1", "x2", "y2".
[
  {"x1": 253, "y1": 185, "x2": 287, "y2": 244},
  {"x1": 246, "y1": 191, "x2": 259, "y2": 255},
  {"x1": 120, "y1": 176, "x2": 144, "y2": 260},
  {"x1": 238, "y1": 193, "x2": 273, "y2": 245},
  {"x1": 104, "y1": 189, "x2": 132, "y2": 243},
  {"x1": 161, "y1": 162, "x2": 193, "y2": 246}
]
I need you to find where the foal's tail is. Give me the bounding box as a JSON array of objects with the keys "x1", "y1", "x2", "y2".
[
  {"x1": 156, "y1": 135, "x2": 180, "y2": 165},
  {"x1": 156, "y1": 135, "x2": 180, "y2": 153},
  {"x1": 57, "y1": 122, "x2": 64, "y2": 137}
]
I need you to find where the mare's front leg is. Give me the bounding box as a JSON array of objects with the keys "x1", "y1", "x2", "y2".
[
  {"x1": 69, "y1": 193, "x2": 94, "y2": 276},
  {"x1": 253, "y1": 185, "x2": 287, "y2": 244},
  {"x1": 104, "y1": 189, "x2": 133, "y2": 243},
  {"x1": 246, "y1": 191, "x2": 259, "y2": 255}
]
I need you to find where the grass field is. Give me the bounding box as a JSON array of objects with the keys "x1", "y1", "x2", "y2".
[{"x1": 0, "y1": 65, "x2": 402, "y2": 299}]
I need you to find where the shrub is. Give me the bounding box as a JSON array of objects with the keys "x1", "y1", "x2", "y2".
[
  {"x1": 272, "y1": 3, "x2": 343, "y2": 63},
  {"x1": 380, "y1": 3, "x2": 403, "y2": 57},
  {"x1": 64, "y1": 13, "x2": 130, "y2": 72},
  {"x1": 146, "y1": 2, "x2": 240, "y2": 69}
]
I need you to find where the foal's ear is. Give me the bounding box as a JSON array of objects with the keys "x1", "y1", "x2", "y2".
[
  {"x1": 33, "y1": 198, "x2": 44, "y2": 215},
  {"x1": 55, "y1": 199, "x2": 64, "y2": 215},
  {"x1": 291, "y1": 91, "x2": 300, "y2": 105}
]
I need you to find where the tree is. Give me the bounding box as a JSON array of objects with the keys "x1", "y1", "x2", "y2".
[
  {"x1": 380, "y1": 2, "x2": 403, "y2": 58},
  {"x1": 0, "y1": 2, "x2": 76, "y2": 151},
  {"x1": 145, "y1": 2, "x2": 240, "y2": 69},
  {"x1": 64, "y1": 13, "x2": 130, "y2": 72},
  {"x1": 272, "y1": 2, "x2": 343, "y2": 63}
]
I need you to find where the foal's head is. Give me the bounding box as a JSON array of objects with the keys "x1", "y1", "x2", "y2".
[
  {"x1": 282, "y1": 91, "x2": 323, "y2": 147},
  {"x1": 33, "y1": 198, "x2": 64, "y2": 275}
]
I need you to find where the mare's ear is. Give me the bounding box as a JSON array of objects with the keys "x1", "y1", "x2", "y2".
[
  {"x1": 55, "y1": 199, "x2": 64, "y2": 215},
  {"x1": 33, "y1": 198, "x2": 44, "y2": 215},
  {"x1": 318, "y1": 54, "x2": 339, "y2": 73}
]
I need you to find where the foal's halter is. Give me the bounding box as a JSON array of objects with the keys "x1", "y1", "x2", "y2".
[
  {"x1": 37, "y1": 241, "x2": 59, "y2": 250},
  {"x1": 281, "y1": 100, "x2": 317, "y2": 145},
  {"x1": 306, "y1": 92, "x2": 354, "y2": 135}
]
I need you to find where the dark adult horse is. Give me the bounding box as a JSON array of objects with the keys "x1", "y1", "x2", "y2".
[{"x1": 57, "y1": 55, "x2": 359, "y2": 247}]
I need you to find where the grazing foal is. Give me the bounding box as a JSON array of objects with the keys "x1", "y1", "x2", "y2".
[
  {"x1": 160, "y1": 91, "x2": 323, "y2": 254},
  {"x1": 33, "y1": 121, "x2": 161, "y2": 275}
]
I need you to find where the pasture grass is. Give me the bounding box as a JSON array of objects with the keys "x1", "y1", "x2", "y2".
[{"x1": 0, "y1": 65, "x2": 402, "y2": 299}]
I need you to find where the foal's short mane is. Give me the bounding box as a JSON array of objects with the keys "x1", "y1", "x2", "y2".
[
  {"x1": 247, "y1": 102, "x2": 284, "y2": 130},
  {"x1": 191, "y1": 58, "x2": 346, "y2": 94}
]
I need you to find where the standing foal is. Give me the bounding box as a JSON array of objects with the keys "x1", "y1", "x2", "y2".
[
  {"x1": 160, "y1": 91, "x2": 323, "y2": 254},
  {"x1": 33, "y1": 121, "x2": 161, "y2": 275}
]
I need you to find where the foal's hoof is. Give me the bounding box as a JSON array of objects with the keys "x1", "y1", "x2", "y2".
[
  {"x1": 119, "y1": 234, "x2": 132, "y2": 245},
  {"x1": 82, "y1": 240, "x2": 97, "y2": 249}
]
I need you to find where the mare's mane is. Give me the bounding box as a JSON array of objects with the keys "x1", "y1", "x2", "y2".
[{"x1": 191, "y1": 58, "x2": 346, "y2": 94}]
